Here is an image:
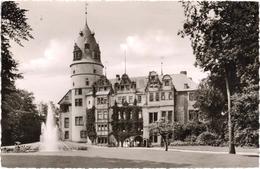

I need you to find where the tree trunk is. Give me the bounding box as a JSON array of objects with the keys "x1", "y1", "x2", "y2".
[
  {"x1": 165, "y1": 140, "x2": 168, "y2": 151},
  {"x1": 225, "y1": 69, "x2": 236, "y2": 154},
  {"x1": 162, "y1": 135, "x2": 168, "y2": 151}
]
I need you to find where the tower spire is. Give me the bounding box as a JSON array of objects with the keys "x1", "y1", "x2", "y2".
[
  {"x1": 124, "y1": 48, "x2": 127, "y2": 74},
  {"x1": 85, "y1": 2, "x2": 88, "y2": 26},
  {"x1": 161, "y1": 56, "x2": 164, "y2": 75}
]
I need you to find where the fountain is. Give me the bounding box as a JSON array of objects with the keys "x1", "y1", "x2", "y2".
[{"x1": 40, "y1": 104, "x2": 59, "y2": 151}]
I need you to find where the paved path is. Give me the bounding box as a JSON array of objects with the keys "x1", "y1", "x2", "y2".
[{"x1": 2, "y1": 146, "x2": 259, "y2": 168}]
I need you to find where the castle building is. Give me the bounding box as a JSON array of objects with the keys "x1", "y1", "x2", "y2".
[{"x1": 58, "y1": 9, "x2": 197, "y2": 146}]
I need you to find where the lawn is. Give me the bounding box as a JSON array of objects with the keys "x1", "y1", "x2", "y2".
[{"x1": 2, "y1": 146, "x2": 259, "y2": 168}]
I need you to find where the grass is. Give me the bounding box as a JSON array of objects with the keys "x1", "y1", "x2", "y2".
[
  {"x1": 2, "y1": 155, "x2": 188, "y2": 168},
  {"x1": 2, "y1": 146, "x2": 259, "y2": 168}
]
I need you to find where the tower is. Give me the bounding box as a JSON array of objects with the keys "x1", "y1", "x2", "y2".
[{"x1": 70, "y1": 7, "x2": 103, "y2": 141}]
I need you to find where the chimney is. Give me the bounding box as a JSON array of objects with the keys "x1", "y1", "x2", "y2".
[
  {"x1": 180, "y1": 71, "x2": 187, "y2": 75},
  {"x1": 189, "y1": 77, "x2": 192, "y2": 80}
]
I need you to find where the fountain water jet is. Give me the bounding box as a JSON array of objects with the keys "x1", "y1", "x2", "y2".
[{"x1": 40, "y1": 104, "x2": 59, "y2": 151}]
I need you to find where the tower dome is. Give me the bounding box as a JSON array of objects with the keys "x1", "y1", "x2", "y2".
[{"x1": 72, "y1": 9, "x2": 102, "y2": 64}]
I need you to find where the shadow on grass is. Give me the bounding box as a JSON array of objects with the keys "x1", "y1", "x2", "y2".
[
  {"x1": 2, "y1": 155, "x2": 191, "y2": 168},
  {"x1": 241, "y1": 155, "x2": 259, "y2": 158}
]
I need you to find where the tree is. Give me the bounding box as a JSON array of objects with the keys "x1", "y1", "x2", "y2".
[
  {"x1": 194, "y1": 78, "x2": 227, "y2": 136},
  {"x1": 1, "y1": 1, "x2": 33, "y2": 146},
  {"x1": 149, "y1": 118, "x2": 174, "y2": 151},
  {"x1": 1, "y1": 1, "x2": 33, "y2": 91},
  {"x1": 2, "y1": 89, "x2": 42, "y2": 145},
  {"x1": 86, "y1": 106, "x2": 97, "y2": 144},
  {"x1": 180, "y1": 1, "x2": 259, "y2": 154}
]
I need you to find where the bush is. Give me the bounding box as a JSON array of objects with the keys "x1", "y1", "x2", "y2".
[
  {"x1": 174, "y1": 121, "x2": 207, "y2": 141},
  {"x1": 184, "y1": 135, "x2": 197, "y2": 143},
  {"x1": 77, "y1": 146, "x2": 88, "y2": 150},
  {"x1": 235, "y1": 129, "x2": 259, "y2": 147},
  {"x1": 170, "y1": 140, "x2": 200, "y2": 146},
  {"x1": 196, "y1": 131, "x2": 217, "y2": 145}
]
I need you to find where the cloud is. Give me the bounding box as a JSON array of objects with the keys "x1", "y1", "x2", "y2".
[
  {"x1": 120, "y1": 30, "x2": 174, "y2": 58},
  {"x1": 19, "y1": 39, "x2": 72, "y2": 77}
]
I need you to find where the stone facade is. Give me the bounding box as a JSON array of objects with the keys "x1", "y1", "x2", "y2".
[{"x1": 58, "y1": 10, "x2": 197, "y2": 146}]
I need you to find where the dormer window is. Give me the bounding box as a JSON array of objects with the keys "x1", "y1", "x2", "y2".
[
  {"x1": 73, "y1": 51, "x2": 82, "y2": 60},
  {"x1": 165, "y1": 80, "x2": 170, "y2": 86},
  {"x1": 184, "y1": 83, "x2": 189, "y2": 89},
  {"x1": 79, "y1": 31, "x2": 83, "y2": 37},
  {"x1": 85, "y1": 43, "x2": 90, "y2": 49},
  {"x1": 73, "y1": 44, "x2": 82, "y2": 61}
]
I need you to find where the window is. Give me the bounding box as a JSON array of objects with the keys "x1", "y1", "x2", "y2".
[
  {"x1": 80, "y1": 130, "x2": 87, "y2": 138},
  {"x1": 168, "y1": 111, "x2": 173, "y2": 122},
  {"x1": 97, "y1": 97, "x2": 107, "y2": 105},
  {"x1": 75, "y1": 88, "x2": 82, "y2": 95},
  {"x1": 97, "y1": 110, "x2": 103, "y2": 119},
  {"x1": 103, "y1": 98, "x2": 107, "y2": 104},
  {"x1": 93, "y1": 69, "x2": 96, "y2": 73},
  {"x1": 161, "y1": 92, "x2": 165, "y2": 100},
  {"x1": 168, "y1": 92, "x2": 173, "y2": 100},
  {"x1": 150, "y1": 135, "x2": 158, "y2": 143},
  {"x1": 85, "y1": 43, "x2": 90, "y2": 49},
  {"x1": 62, "y1": 105, "x2": 69, "y2": 112},
  {"x1": 73, "y1": 82, "x2": 75, "y2": 86},
  {"x1": 64, "y1": 118, "x2": 69, "y2": 128},
  {"x1": 74, "y1": 51, "x2": 82, "y2": 60},
  {"x1": 97, "y1": 124, "x2": 108, "y2": 131},
  {"x1": 104, "y1": 110, "x2": 108, "y2": 119},
  {"x1": 165, "y1": 80, "x2": 170, "y2": 86},
  {"x1": 118, "y1": 96, "x2": 122, "y2": 103},
  {"x1": 65, "y1": 95, "x2": 69, "y2": 100},
  {"x1": 155, "y1": 92, "x2": 159, "y2": 101},
  {"x1": 98, "y1": 137, "x2": 108, "y2": 144},
  {"x1": 149, "y1": 112, "x2": 158, "y2": 123},
  {"x1": 85, "y1": 78, "x2": 89, "y2": 86},
  {"x1": 122, "y1": 96, "x2": 127, "y2": 103},
  {"x1": 64, "y1": 131, "x2": 69, "y2": 139},
  {"x1": 129, "y1": 96, "x2": 133, "y2": 103},
  {"x1": 75, "y1": 116, "x2": 83, "y2": 126},
  {"x1": 75, "y1": 98, "x2": 82, "y2": 106},
  {"x1": 149, "y1": 93, "x2": 154, "y2": 102},
  {"x1": 137, "y1": 95, "x2": 142, "y2": 103},
  {"x1": 161, "y1": 111, "x2": 166, "y2": 118},
  {"x1": 73, "y1": 70, "x2": 76, "y2": 74},
  {"x1": 139, "y1": 111, "x2": 142, "y2": 119},
  {"x1": 189, "y1": 92, "x2": 195, "y2": 101}
]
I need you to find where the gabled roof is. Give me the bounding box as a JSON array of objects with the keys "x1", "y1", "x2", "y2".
[
  {"x1": 58, "y1": 90, "x2": 71, "y2": 105},
  {"x1": 109, "y1": 73, "x2": 197, "y2": 92}
]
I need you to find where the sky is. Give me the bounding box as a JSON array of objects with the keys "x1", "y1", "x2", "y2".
[{"x1": 12, "y1": 1, "x2": 208, "y2": 104}]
